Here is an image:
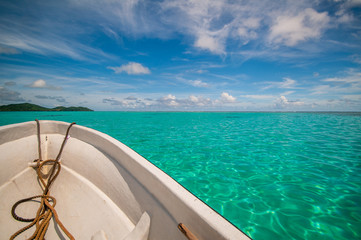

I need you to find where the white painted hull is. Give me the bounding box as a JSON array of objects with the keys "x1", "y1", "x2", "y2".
[{"x1": 0, "y1": 120, "x2": 250, "y2": 240}]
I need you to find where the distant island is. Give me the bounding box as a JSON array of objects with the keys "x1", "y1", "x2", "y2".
[{"x1": 0, "y1": 103, "x2": 93, "y2": 111}]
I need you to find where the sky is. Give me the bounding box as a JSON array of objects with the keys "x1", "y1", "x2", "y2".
[{"x1": 0, "y1": 0, "x2": 360, "y2": 111}]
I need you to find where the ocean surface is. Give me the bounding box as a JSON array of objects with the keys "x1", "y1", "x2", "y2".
[{"x1": 1, "y1": 111, "x2": 360, "y2": 240}]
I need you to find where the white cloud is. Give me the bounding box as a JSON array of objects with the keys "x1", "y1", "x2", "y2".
[
  {"x1": 1, "y1": 0, "x2": 356, "y2": 62},
  {"x1": 162, "y1": 94, "x2": 176, "y2": 101},
  {"x1": 160, "y1": 0, "x2": 342, "y2": 54},
  {"x1": 342, "y1": 94, "x2": 361, "y2": 101},
  {"x1": 236, "y1": 18, "x2": 261, "y2": 44},
  {"x1": 157, "y1": 94, "x2": 214, "y2": 108},
  {"x1": 274, "y1": 95, "x2": 304, "y2": 109},
  {"x1": 281, "y1": 78, "x2": 298, "y2": 88},
  {"x1": 71, "y1": 0, "x2": 168, "y2": 38},
  {"x1": 162, "y1": 0, "x2": 229, "y2": 54},
  {"x1": 156, "y1": 93, "x2": 238, "y2": 108},
  {"x1": 240, "y1": 94, "x2": 276, "y2": 100},
  {"x1": 2, "y1": 0, "x2": 353, "y2": 62},
  {"x1": 336, "y1": 12, "x2": 353, "y2": 23},
  {"x1": 188, "y1": 79, "x2": 209, "y2": 88},
  {"x1": 311, "y1": 85, "x2": 334, "y2": 95},
  {"x1": 242, "y1": 17, "x2": 261, "y2": 29},
  {"x1": 151, "y1": 94, "x2": 212, "y2": 108},
  {"x1": 263, "y1": 77, "x2": 298, "y2": 90},
  {"x1": 342, "y1": 0, "x2": 361, "y2": 8},
  {"x1": 159, "y1": 94, "x2": 179, "y2": 107},
  {"x1": 281, "y1": 91, "x2": 295, "y2": 96},
  {"x1": 101, "y1": 94, "x2": 225, "y2": 109},
  {"x1": 311, "y1": 71, "x2": 361, "y2": 94},
  {"x1": 187, "y1": 95, "x2": 212, "y2": 106},
  {"x1": 176, "y1": 77, "x2": 210, "y2": 88},
  {"x1": 108, "y1": 62, "x2": 151, "y2": 75},
  {"x1": 103, "y1": 97, "x2": 151, "y2": 109},
  {"x1": 277, "y1": 96, "x2": 288, "y2": 105},
  {"x1": 322, "y1": 72, "x2": 361, "y2": 84},
  {"x1": 160, "y1": 0, "x2": 267, "y2": 54},
  {"x1": 31, "y1": 79, "x2": 46, "y2": 88},
  {"x1": 309, "y1": 97, "x2": 361, "y2": 111},
  {"x1": 220, "y1": 92, "x2": 236, "y2": 103},
  {"x1": 157, "y1": 94, "x2": 213, "y2": 108},
  {"x1": 29, "y1": 79, "x2": 62, "y2": 90},
  {"x1": 194, "y1": 34, "x2": 225, "y2": 54},
  {"x1": 0, "y1": 26, "x2": 113, "y2": 61},
  {"x1": 85, "y1": 87, "x2": 361, "y2": 111},
  {"x1": 269, "y1": 8, "x2": 330, "y2": 46}
]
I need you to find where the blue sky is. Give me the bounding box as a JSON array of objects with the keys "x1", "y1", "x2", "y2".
[{"x1": 0, "y1": 0, "x2": 360, "y2": 111}]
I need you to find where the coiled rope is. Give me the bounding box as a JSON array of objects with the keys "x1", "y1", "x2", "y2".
[{"x1": 10, "y1": 120, "x2": 76, "y2": 240}]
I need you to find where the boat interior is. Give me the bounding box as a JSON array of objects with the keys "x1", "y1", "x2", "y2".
[{"x1": 0, "y1": 121, "x2": 249, "y2": 240}]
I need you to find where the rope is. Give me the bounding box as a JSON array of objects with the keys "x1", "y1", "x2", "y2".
[
  {"x1": 178, "y1": 223, "x2": 199, "y2": 240},
  {"x1": 10, "y1": 120, "x2": 76, "y2": 240}
]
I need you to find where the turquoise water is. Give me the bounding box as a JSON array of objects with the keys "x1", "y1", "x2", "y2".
[{"x1": 1, "y1": 112, "x2": 360, "y2": 239}]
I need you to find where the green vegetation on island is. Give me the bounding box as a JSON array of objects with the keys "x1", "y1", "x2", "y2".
[{"x1": 0, "y1": 103, "x2": 93, "y2": 111}]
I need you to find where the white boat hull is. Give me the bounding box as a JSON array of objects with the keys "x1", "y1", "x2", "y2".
[{"x1": 0, "y1": 121, "x2": 250, "y2": 240}]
